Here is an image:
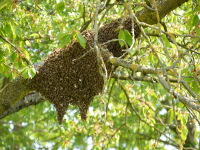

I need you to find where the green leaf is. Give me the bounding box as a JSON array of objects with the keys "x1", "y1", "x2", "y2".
[
  {"x1": 28, "y1": 67, "x2": 36, "y2": 79},
  {"x1": 10, "y1": 24, "x2": 16, "y2": 41},
  {"x1": 148, "y1": 53, "x2": 158, "y2": 64},
  {"x1": 15, "y1": 26, "x2": 22, "y2": 38},
  {"x1": 4, "y1": 23, "x2": 12, "y2": 38},
  {"x1": 124, "y1": 30, "x2": 132, "y2": 46},
  {"x1": 161, "y1": 34, "x2": 171, "y2": 47},
  {"x1": 167, "y1": 109, "x2": 174, "y2": 124},
  {"x1": 22, "y1": 68, "x2": 29, "y2": 79},
  {"x1": 0, "y1": 50, "x2": 4, "y2": 57},
  {"x1": 21, "y1": 49, "x2": 30, "y2": 60},
  {"x1": 25, "y1": 40, "x2": 31, "y2": 46},
  {"x1": 4, "y1": 71, "x2": 13, "y2": 79},
  {"x1": 78, "y1": 4, "x2": 84, "y2": 14},
  {"x1": 118, "y1": 30, "x2": 125, "y2": 47},
  {"x1": 190, "y1": 81, "x2": 199, "y2": 93},
  {"x1": 17, "y1": 61, "x2": 26, "y2": 70},
  {"x1": 30, "y1": 33, "x2": 39, "y2": 38},
  {"x1": 192, "y1": 15, "x2": 199, "y2": 26},
  {"x1": 180, "y1": 124, "x2": 188, "y2": 141},
  {"x1": 76, "y1": 32, "x2": 86, "y2": 48},
  {"x1": 57, "y1": 32, "x2": 67, "y2": 40},
  {"x1": 0, "y1": 64, "x2": 5, "y2": 73},
  {"x1": 0, "y1": 0, "x2": 11, "y2": 11},
  {"x1": 9, "y1": 52, "x2": 18, "y2": 62},
  {"x1": 59, "y1": 34, "x2": 72, "y2": 48},
  {"x1": 187, "y1": 14, "x2": 199, "y2": 28},
  {"x1": 55, "y1": 2, "x2": 65, "y2": 12},
  {"x1": 4, "y1": 45, "x2": 11, "y2": 56},
  {"x1": 196, "y1": 28, "x2": 200, "y2": 36}
]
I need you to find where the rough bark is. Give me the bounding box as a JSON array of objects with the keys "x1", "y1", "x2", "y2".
[
  {"x1": 0, "y1": 78, "x2": 31, "y2": 115},
  {"x1": 136, "y1": 0, "x2": 189, "y2": 24}
]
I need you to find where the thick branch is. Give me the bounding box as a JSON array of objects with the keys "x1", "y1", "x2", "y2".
[
  {"x1": 109, "y1": 57, "x2": 171, "y2": 74},
  {"x1": 136, "y1": 0, "x2": 189, "y2": 24},
  {"x1": 0, "y1": 92, "x2": 44, "y2": 119},
  {"x1": 0, "y1": 78, "x2": 31, "y2": 115}
]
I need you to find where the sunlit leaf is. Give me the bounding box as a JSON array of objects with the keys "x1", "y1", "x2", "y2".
[
  {"x1": 124, "y1": 30, "x2": 132, "y2": 46},
  {"x1": 191, "y1": 15, "x2": 199, "y2": 26},
  {"x1": 0, "y1": 64, "x2": 5, "y2": 73},
  {"x1": 161, "y1": 34, "x2": 171, "y2": 47},
  {"x1": 55, "y1": 2, "x2": 65, "y2": 12},
  {"x1": 21, "y1": 48, "x2": 30, "y2": 60},
  {"x1": 59, "y1": 34, "x2": 72, "y2": 48},
  {"x1": 167, "y1": 109, "x2": 175, "y2": 124},
  {"x1": 25, "y1": 40, "x2": 31, "y2": 46},
  {"x1": 9, "y1": 52, "x2": 18, "y2": 62},
  {"x1": 22, "y1": 68, "x2": 29, "y2": 79},
  {"x1": 28, "y1": 67, "x2": 36, "y2": 79},
  {"x1": 118, "y1": 30, "x2": 125, "y2": 47},
  {"x1": 0, "y1": 0, "x2": 12, "y2": 11},
  {"x1": 76, "y1": 32, "x2": 86, "y2": 48}
]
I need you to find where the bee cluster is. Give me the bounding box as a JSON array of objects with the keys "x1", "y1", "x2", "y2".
[
  {"x1": 30, "y1": 17, "x2": 140, "y2": 124},
  {"x1": 98, "y1": 17, "x2": 140, "y2": 57}
]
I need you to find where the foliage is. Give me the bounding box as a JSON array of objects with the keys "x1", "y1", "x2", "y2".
[{"x1": 0, "y1": 0, "x2": 199, "y2": 150}]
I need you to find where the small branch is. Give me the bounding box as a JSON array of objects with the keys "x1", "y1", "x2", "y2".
[
  {"x1": 0, "y1": 35, "x2": 31, "y2": 65},
  {"x1": 93, "y1": 0, "x2": 108, "y2": 86},
  {"x1": 80, "y1": 0, "x2": 112, "y2": 32},
  {"x1": 160, "y1": 22, "x2": 200, "y2": 55},
  {"x1": 112, "y1": 74, "x2": 177, "y2": 83},
  {"x1": 0, "y1": 78, "x2": 31, "y2": 115},
  {"x1": 117, "y1": 80, "x2": 180, "y2": 147},
  {"x1": 157, "y1": 74, "x2": 200, "y2": 112},
  {"x1": 110, "y1": 57, "x2": 200, "y2": 112},
  {"x1": 112, "y1": 74, "x2": 199, "y2": 99},
  {"x1": 109, "y1": 57, "x2": 171, "y2": 75}
]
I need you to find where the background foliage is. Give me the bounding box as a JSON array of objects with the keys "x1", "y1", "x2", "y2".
[{"x1": 0, "y1": 0, "x2": 199, "y2": 149}]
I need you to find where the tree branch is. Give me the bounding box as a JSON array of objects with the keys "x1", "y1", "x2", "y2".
[
  {"x1": 110, "y1": 58, "x2": 200, "y2": 112},
  {"x1": 0, "y1": 92, "x2": 44, "y2": 119},
  {"x1": 157, "y1": 74, "x2": 200, "y2": 112},
  {"x1": 0, "y1": 35, "x2": 31, "y2": 65},
  {"x1": 0, "y1": 78, "x2": 31, "y2": 115}
]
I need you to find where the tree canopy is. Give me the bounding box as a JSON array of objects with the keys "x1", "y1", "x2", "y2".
[{"x1": 0, "y1": 0, "x2": 199, "y2": 149}]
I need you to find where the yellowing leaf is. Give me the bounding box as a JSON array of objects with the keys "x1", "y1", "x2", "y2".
[
  {"x1": 130, "y1": 63, "x2": 138, "y2": 71},
  {"x1": 25, "y1": 40, "x2": 31, "y2": 46},
  {"x1": 109, "y1": 57, "x2": 117, "y2": 64},
  {"x1": 167, "y1": 109, "x2": 175, "y2": 124},
  {"x1": 21, "y1": 49, "x2": 30, "y2": 60}
]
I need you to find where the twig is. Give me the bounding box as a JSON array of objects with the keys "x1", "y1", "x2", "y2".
[
  {"x1": 117, "y1": 80, "x2": 180, "y2": 147},
  {"x1": 0, "y1": 34, "x2": 31, "y2": 65},
  {"x1": 157, "y1": 74, "x2": 200, "y2": 112},
  {"x1": 93, "y1": 0, "x2": 108, "y2": 88}
]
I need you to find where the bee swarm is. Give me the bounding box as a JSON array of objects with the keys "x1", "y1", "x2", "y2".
[{"x1": 30, "y1": 17, "x2": 140, "y2": 124}]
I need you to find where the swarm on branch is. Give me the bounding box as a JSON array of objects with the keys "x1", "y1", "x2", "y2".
[
  {"x1": 29, "y1": 18, "x2": 140, "y2": 124},
  {"x1": 0, "y1": 0, "x2": 189, "y2": 124}
]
